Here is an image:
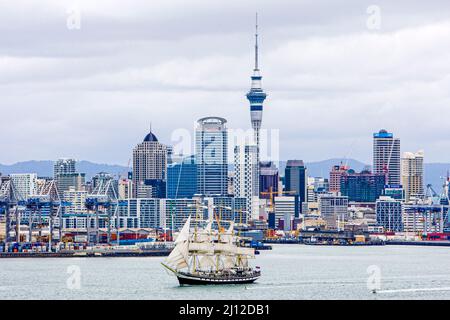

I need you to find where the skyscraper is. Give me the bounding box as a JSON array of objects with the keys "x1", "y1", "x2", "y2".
[
  {"x1": 401, "y1": 150, "x2": 424, "y2": 202},
  {"x1": 167, "y1": 155, "x2": 197, "y2": 199},
  {"x1": 234, "y1": 145, "x2": 259, "y2": 221},
  {"x1": 259, "y1": 161, "x2": 279, "y2": 199},
  {"x1": 284, "y1": 160, "x2": 307, "y2": 214},
  {"x1": 246, "y1": 14, "x2": 267, "y2": 190},
  {"x1": 54, "y1": 158, "x2": 76, "y2": 177},
  {"x1": 195, "y1": 117, "x2": 228, "y2": 196},
  {"x1": 53, "y1": 158, "x2": 85, "y2": 196},
  {"x1": 373, "y1": 129, "x2": 401, "y2": 185},
  {"x1": 132, "y1": 129, "x2": 168, "y2": 198}
]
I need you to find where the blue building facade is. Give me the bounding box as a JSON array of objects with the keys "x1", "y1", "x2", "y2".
[
  {"x1": 340, "y1": 169, "x2": 386, "y2": 203},
  {"x1": 167, "y1": 155, "x2": 197, "y2": 199}
]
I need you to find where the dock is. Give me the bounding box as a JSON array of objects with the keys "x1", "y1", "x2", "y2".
[{"x1": 0, "y1": 249, "x2": 171, "y2": 258}]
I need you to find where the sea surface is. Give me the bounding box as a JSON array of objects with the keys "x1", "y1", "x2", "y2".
[{"x1": 1, "y1": 244, "x2": 450, "y2": 300}]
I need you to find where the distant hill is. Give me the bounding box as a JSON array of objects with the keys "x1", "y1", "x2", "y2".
[
  {"x1": 0, "y1": 160, "x2": 129, "y2": 180},
  {"x1": 1, "y1": 159, "x2": 449, "y2": 192}
]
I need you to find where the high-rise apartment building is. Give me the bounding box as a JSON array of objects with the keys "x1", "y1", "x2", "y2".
[
  {"x1": 54, "y1": 158, "x2": 86, "y2": 196},
  {"x1": 54, "y1": 158, "x2": 76, "y2": 177},
  {"x1": 132, "y1": 130, "x2": 168, "y2": 198},
  {"x1": 401, "y1": 150, "x2": 424, "y2": 202},
  {"x1": 10, "y1": 173, "x2": 37, "y2": 200},
  {"x1": 373, "y1": 129, "x2": 401, "y2": 185},
  {"x1": 234, "y1": 145, "x2": 259, "y2": 221},
  {"x1": 195, "y1": 117, "x2": 228, "y2": 196}
]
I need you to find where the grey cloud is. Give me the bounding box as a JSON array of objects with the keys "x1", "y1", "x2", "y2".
[{"x1": 1, "y1": 0, "x2": 450, "y2": 166}]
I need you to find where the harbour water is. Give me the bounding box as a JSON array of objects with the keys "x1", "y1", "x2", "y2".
[{"x1": 2, "y1": 244, "x2": 450, "y2": 300}]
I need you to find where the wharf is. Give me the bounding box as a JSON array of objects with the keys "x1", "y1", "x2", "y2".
[{"x1": 0, "y1": 249, "x2": 171, "y2": 258}]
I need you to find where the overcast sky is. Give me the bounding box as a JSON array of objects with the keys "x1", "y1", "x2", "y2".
[{"x1": 1, "y1": 0, "x2": 450, "y2": 165}]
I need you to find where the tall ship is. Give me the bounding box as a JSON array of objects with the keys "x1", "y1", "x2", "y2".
[{"x1": 161, "y1": 216, "x2": 261, "y2": 285}]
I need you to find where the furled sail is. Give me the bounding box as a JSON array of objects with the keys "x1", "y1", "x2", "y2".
[
  {"x1": 214, "y1": 242, "x2": 235, "y2": 254},
  {"x1": 189, "y1": 242, "x2": 214, "y2": 254}
]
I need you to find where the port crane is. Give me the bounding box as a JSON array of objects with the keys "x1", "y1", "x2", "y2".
[
  {"x1": 26, "y1": 180, "x2": 62, "y2": 246},
  {"x1": 0, "y1": 178, "x2": 24, "y2": 245},
  {"x1": 85, "y1": 175, "x2": 119, "y2": 245}
]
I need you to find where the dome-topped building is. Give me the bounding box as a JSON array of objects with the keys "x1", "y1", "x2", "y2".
[
  {"x1": 133, "y1": 128, "x2": 167, "y2": 198},
  {"x1": 143, "y1": 130, "x2": 158, "y2": 142}
]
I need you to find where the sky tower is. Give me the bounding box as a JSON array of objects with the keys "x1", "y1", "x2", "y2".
[{"x1": 246, "y1": 13, "x2": 267, "y2": 172}]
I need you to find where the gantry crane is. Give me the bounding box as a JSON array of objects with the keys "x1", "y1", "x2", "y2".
[
  {"x1": 85, "y1": 175, "x2": 119, "y2": 245},
  {"x1": 26, "y1": 179, "x2": 62, "y2": 247},
  {"x1": 0, "y1": 178, "x2": 24, "y2": 246}
]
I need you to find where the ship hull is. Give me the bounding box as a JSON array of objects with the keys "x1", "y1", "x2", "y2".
[{"x1": 177, "y1": 272, "x2": 260, "y2": 286}]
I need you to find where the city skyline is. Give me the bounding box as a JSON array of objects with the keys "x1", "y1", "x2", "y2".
[{"x1": 1, "y1": 1, "x2": 450, "y2": 165}]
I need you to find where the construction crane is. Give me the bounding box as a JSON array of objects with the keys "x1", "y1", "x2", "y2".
[
  {"x1": 260, "y1": 187, "x2": 297, "y2": 236},
  {"x1": 260, "y1": 187, "x2": 297, "y2": 211}
]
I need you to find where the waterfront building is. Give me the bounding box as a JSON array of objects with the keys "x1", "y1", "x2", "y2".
[
  {"x1": 259, "y1": 161, "x2": 279, "y2": 199},
  {"x1": 318, "y1": 194, "x2": 349, "y2": 230},
  {"x1": 132, "y1": 129, "x2": 168, "y2": 198},
  {"x1": 10, "y1": 173, "x2": 38, "y2": 200},
  {"x1": 340, "y1": 169, "x2": 386, "y2": 203},
  {"x1": 284, "y1": 160, "x2": 307, "y2": 214},
  {"x1": 329, "y1": 164, "x2": 349, "y2": 193},
  {"x1": 401, "y1": 150, "x2": 425, "y2": 202},
  {"x1": 373, "y1": 129, "x2": 401, "y2": 185},
  {"x1": 167, "y1": 155, "x2": 197, "y2": 199},
  {"x1": 376, "y1": 196, "x2": 403, "y2": 232},
  {"x1": 246, "y1": 16, "x2": 267, "y2": 187},
  {"x1": 195, "y1": 117, "x2": 228, "y2": 196},
  {"x1": 61, "y1": 187, "x2": 88, "y2": 230},
  {"x1": 234, "y1": 144, "x2": 259, "y2": 221},
  {"x1": 63, "y1": 187, "x2": 88, "y2": 215},
  {"x1": 274, "y1": 196, "x2": 299, "y2": 231},
  {"x1": 403, "y1": 204, "x2": 447, "y2": 233}
]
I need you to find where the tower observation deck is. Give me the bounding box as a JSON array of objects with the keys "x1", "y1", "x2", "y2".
[{"x1": 246, "y1": 13, "x2": 267, "y2": 193}]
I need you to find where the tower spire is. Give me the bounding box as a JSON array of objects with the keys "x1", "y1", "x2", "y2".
[{"x1": 255, "y1": 12, "x2": 259, "y2": 71}]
